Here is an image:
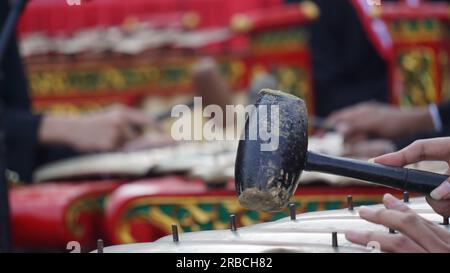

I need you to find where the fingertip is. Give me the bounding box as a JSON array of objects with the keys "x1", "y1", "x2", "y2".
[
  {"x1": 425, "y1": 195, "x2": 450, "y2": 218},
  {"x1": 383, "y1": 193, "x2": 407, "y2": 211},
  {"x1": 335, "y1": 122, "x2": 350, "y2": 135},
  {"x1": 372, "y1": 152, "x2": 402, "y2": 166},
  {"x1": 430, "y1": 180, "x2": 450, "y2": 201},
  {"x1": 345, "y1": 231, "x2": 361, "y2": 242},
  {"x1": 383, "y1": 193, "x2": 398, "y2": 202},
  {"x1": 372, "y1": 154, "x2": 390, "y2": 164},
  {"x1": 358, "y1": 206, "x2": 376, "y2": 219}
]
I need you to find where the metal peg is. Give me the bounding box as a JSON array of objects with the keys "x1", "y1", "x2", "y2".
[
  {"x1": 97, "y1": 239, "x2": 104, "y2": 253},
  {"x1": 332, "y1": 232, "x2": 338, "y2": 248},
  {"x1": 230, "y1": 214, "x2": 237, "y2": 231},
  {"x1": 403, "y1": 191, "x2": 409, "y2": 203},
  {"x1": 172, "y1": 224, "x2": 179, "y2": 242},
  {"x1": 289, "y1": 203, "x2": 296, "y2": 220},
  {"x1": 347, "y1": 195, "x2": 354, "y2": 211}
]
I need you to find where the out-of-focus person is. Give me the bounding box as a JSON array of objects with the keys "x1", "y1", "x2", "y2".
[
  {"x1": 286, "y1": 0, "x2": 389, "y2": 117},
  {"x1": 1, "y1": 1, "x2": 161, "y2": 182}
]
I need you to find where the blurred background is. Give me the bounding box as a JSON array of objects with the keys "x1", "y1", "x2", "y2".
[{"x1": 1, "y1": 0, "x2": 449, "y2": 252}]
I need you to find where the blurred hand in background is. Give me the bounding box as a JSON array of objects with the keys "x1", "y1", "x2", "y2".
[
  {"x1": 326, "y1": 102, "x2": 435, "y2": 143},
  {"x1": 39, "y1": 105, "x2": 163, "y2": 152}
]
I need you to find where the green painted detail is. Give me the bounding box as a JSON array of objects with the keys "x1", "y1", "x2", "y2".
[
  {"x1": 66, "y1": 195, "x2": 107, "y2": 238},
  {"x1": 124, "y1": 200, "x2": 357, "y2": 230}
]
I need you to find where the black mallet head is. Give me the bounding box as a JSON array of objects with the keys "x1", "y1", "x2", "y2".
[{"x1": 235, "y1": 89, "x2": 308, "y2": 212}]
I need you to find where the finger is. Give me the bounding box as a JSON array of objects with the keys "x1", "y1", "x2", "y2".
[
  {"x1": 114, "y1": 106, "x2": 156, "y2": 131},
  {"x1": 385, "y1": 194, "x2": 450, "y2": 242},
  {"x1": 345, "y1": 231, "x2": 425, "y2": 253},
  {"x1": 147, "y1": 116, "x2": 164, "y2": 132},
  {"x1": 426, "y1": 195, "x2": 450, "y2": 218},
  {"x1": 344, "y1": 132, "x2": 369, "y2": 144},
  {"x1": 125, "y1": 110, "x2": 152, "y2": 126},
  {"x1": 382, "y1": 193, "x2": 411, "y2": 212},
  {"x1": 374, "y1": 138, "x2": 450, "y2": 167},
  {"x1": 121, "y1": 136, "x2": 176, "y2": 152},
  {"x1": 358, "y1": 206, "x2": 447, "y2": 251},
  {"x1": 327, "y1": 109, "x2": 372, "y2": 142},
  {"x1": 327, "y1": 102, "x2": 374, "y2": 124},
  {"x1": 373, "y1": 151, "x2": 404, "y2": 166},
  {"x1": 430, "y1": 180, "x2": 450, "y2": 201},
  {"x1": 326, "y1": 110, "x2": 352, "y2": 126},
  {"x1": 327, "y1": 112, "x2": 363, "y2": 135},
  {"x1": 121, "y1": 124, "x2": 141, "y2": 142},
  {"x1": 423, "y1": 197, "x2": 450, "y2": 245},
  {"x1": 130, "y1": 108, "x2": 164, "y2": 131}
]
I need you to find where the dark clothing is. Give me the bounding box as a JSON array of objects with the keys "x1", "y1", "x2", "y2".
[
  {"x1": 1, "y1": 1, "x2": 42, "y2": 182},
  {"x1": 439, "y1": 102, "x2": 450, "y2": 133},
  {"x1": 286, "y1": 0, "x2": 450, "y2": 148},
  {"x1": 308, "y1": 0, "x2": 389, "y2": 117},
  {"x1": 1, "y1": 1, "x2": 76, "y2": 182}
]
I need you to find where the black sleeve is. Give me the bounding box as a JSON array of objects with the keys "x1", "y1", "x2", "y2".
[{"x1": 438, "y1": 102, "x2": 450, "y2": 132}]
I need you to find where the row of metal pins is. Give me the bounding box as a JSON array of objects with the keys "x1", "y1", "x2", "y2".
[
  {"x1": 289, "y1": 203, "x2": 339, "y2": 248},
  {"x1": 333, "y1": 195, "x2": 352, "y2": 248},
  {"x1": 168, "y1": 193, "x2": 444, "y2": 248},
  {"x1": 171, "y1": 214, "x2": 238, "y2": 243},
  {"x1": 348, "y1": 192, "x2": 409, "y2": 209}
]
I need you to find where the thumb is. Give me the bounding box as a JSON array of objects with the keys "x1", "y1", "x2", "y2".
[{"x1": 430, "y1": 180, "x2": 450, "y2": 201}]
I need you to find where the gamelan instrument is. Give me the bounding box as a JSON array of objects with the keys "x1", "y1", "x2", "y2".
[
  {"x1": 235, "y1": 89, "x2": 450, "y2": 212},
  {"x1": 34, "y1": 133, "x2": 447, "y2": 187},
  {"x1": 33, "y1": 141, "x2": 237, "y2": 185},
  {"x1": 93, "y1": 197, "x2": 450, "y2": 253}
]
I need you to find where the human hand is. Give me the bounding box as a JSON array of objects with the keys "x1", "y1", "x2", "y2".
[
  {"x1": 40, "y1": 105, "x2": 162, "y2": 152},
  {"x1": 345, "y1": 193, "x2": 450, "y2": 253},
  {"x1": 326, "y1": 102, "x2": 433, "y2": 143},
  {"x1": 373, "y1": 138, "x2": 450, "y2": 217},
  {"x1": 121, "y1": 134, "x2": 176, "y2": 152}
]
